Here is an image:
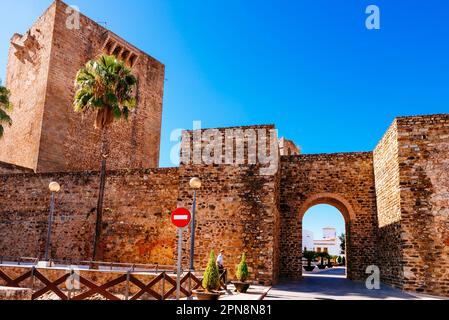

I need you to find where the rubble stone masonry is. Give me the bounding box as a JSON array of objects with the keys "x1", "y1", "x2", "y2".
[
  {"x1": 0, "y1": 116, "x2": 448, "y2": 296},
  {"x1": 374, "y1": 115, "x2": 449, "y2": 296},
  {"x1": 280, "y1": 152, "x2": 378, "y2": 281},
  {"x1": 396, "y1": 115, "x2": 449, "y2": 296},
  {"x1": 0, "y1": 168, "x2": 179, "y2": 265},
  {"x1": 0, "y1": 1, "x2": 448, "y2": 297},
  {"x1": 0, "y1": 0, "x2": 165, "y2": 172}
]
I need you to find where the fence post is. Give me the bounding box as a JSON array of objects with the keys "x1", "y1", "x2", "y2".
[
  {"x1": 68, "y1": 269, "x2": 73, "y2": 301},
  {"x1": 161, "y1": 272, "x2": 165, "y2": 300},
  {"x1": 30, "y1": 267, "x2": 35, "y2": 292},
  {"x1": 125, "y1": 270, "x2": 130, "y2": 300},
  {"x1": 188, "y1": 271, "x2": 191, "y2": 297}
]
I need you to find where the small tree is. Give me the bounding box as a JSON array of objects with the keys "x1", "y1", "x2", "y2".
[
  {"x1": 202, "y1": 251, "x2": 220, "y2": 292},
  {"x1": 0, "y1": 86, "x2": 13, "y2": 138},
  {"x1": 317, "y1": 252, "x2": 329, "y2": 267},
  {"x1": 236, "y1": 253, "x2": 249, "y2": 282},
  {"x1": 303, "y1": 250, "x2": 317, "y2": 267},
  {"x1": 339, "y1": 233, "x2": 346, "y2": 255}
]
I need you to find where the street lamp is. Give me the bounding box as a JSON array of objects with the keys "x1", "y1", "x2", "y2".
[
  {"x1": 44, "y1": 182, "x2": 61, "y2": 262},
  {"x1": 189, "y1": 177, "x2": 202, "y2": 271}
]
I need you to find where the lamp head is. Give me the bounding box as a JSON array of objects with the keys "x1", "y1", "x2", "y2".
[
  {"x1": 49, "y1": 182, "x2": 61, "y2": 193},
  {"x1": 189, "y1": 177, "x2": 202, "y2": 189}
]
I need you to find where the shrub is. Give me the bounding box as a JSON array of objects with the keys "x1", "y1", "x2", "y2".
[
  {"x1": 236, "y1": 253, "x2": 249, "y2": 282},
  {"x1": 303, "y1": 250, "x2": 317, "y2": 267},
  {"x1": 337, "y1": 256, "x2": 343, "y2": 265},
  {"x1": 202, "y1": 250, "x2": 220, "y2": 292}
]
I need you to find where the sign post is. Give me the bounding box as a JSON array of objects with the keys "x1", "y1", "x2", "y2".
[
  {"x1": 171, "y1": 208, "x2": 192, "y2": 300},
  {"x1": 176, "y1": 228, "x2": 183, "y2": 300}
]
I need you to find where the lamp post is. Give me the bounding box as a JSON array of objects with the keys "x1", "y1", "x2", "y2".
[
  {"x1": 189, "y1": 177, "x2": 202, "y2": 271},
  {"x1": 44, "y1": 182, "x2": 61, "y2": 262}
]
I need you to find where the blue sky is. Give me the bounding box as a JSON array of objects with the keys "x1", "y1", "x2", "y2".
[
  {"x1": 303, "y1": 205, "x2": 345, "y2": 239},
  {"x1": 1, "y1": 0, "x2": 448, "y2": 233}
]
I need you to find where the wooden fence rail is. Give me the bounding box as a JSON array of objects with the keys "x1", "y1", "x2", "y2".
[{"x1": 0, "y1": 266, "x2": 227, "y2": 300}]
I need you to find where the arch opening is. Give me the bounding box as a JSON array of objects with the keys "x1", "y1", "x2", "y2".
[{"x1": 300, "y1": 194, "x2": 354, "y2": 279}]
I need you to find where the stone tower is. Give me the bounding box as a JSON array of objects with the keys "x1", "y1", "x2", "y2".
[{"x1": 0, "y1": 0, "x2": 165, "y2": 172}]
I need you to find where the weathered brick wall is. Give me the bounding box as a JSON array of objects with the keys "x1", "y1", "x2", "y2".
[
  {"x1": 0, "y1": 168, "x2": 179, "y2": 265},
  {"x1": 396, "y1": 115, "x2": 449, "y2": 296},
  {"x1": 0, "y1": 116, "x2": 448, "y2": 294},
  {"x1": 0, "y1": 4, "x2": 56, "y2": 170},
  {"x1": 373, "y1": 119, "x2": 404, "y2": 288},
  {"x1": 373, "y1": 114, "x2": 449, "y2": 297},
  {"x1": 177, "y1": 125, "x2": 281, "y2": 285},
  {"x1": 0, "y1": 162, "x2": 34, "y2": 174},
  {"x1": 0, "y1": 0, "x2": 165, "y2": 173},
  {"x1": 279, "y1": 153, "x2": 378, "y2": 281},
  {"x1": 177, "y1": 164, "x2": 280, "y2": 285},
  {"x1": 0, "y1": 286, "x2": 32, "y2": 301}
]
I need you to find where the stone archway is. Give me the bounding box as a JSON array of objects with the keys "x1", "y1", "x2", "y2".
[
  {"x1": 298, "y1": 193, "x2": 356, "y2": 223},
  {"x1": 279, "y1": 153, "x2": 378, "y2": 282},
  {"x1": 299, "y1": 193, "x2": 354, "y2": 278}
]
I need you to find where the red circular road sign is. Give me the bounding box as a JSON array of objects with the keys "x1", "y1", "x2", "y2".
[{"x1": 171, "y1": 208, "x2": 191, "y2": 228}]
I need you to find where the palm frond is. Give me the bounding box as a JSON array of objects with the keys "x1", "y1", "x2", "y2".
[
  {"x1": 0, "y1": 86, "x2": 13, "y2": 137},
  {"x1": 73, "y1": 54, "x2": 138, "y2": 128},
  {"x1": 0, "y1": 109, "x2": 12, "y2": 125}
]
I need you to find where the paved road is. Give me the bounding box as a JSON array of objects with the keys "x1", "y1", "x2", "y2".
[{"x1": 265, "y1": 268, "x2": 444, "y2": 300}]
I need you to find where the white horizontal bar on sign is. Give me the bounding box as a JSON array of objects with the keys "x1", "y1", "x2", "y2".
[{"x1": 173, "y1": 215, "x2": 189, "y2": 220}]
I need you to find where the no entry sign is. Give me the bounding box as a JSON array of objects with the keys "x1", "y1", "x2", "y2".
[
  {"x1": 171, "y1": 208, "x2": 191, "y2": 228},
  {"x1": 172, "y1": 208, "x2": 192, "y2": 300}
]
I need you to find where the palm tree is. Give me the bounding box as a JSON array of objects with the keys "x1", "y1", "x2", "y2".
[
  {"x1": 0, "y1": 86, "x2": 13, "y2": 138},
  {"x1": 317, "y1": 252, "x2": 329, "y2": 269},
  {"x1": 73, "y1": 55, "x2": 137, "y2": 261}
]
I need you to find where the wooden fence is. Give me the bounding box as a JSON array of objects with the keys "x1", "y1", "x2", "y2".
[{"x1": 0, "y1": 264, "x2": 227, "y2": 300}]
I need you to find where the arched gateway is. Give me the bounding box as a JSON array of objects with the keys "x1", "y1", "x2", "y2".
[
  {"x1": 279, "y1": 153, "x2": 379, "y2": 281},
  {"x1": 299, "y1": 193, "x2": 355, "y2": 278}
]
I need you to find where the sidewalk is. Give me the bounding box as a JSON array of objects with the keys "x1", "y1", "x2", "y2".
[
  {"x1": 264, "y1": 268, "x2": 447, "y2": 300},
  {"x1": 219, "y1": 284, "x2": 271, "y2": 300},
  {"x1": 182, "y1": 284, "x2": 271, "y2": 301}
]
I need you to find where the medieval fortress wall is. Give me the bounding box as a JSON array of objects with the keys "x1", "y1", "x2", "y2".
[
  {"x1": 0, "y1": 1, "x2": 164, "y2": 172},
  {"x1": 280, "y1": 152, "x2": 378, "y2": 282},
  {"x1": 0, "y1": 168, "x2": 179, "y2": 265},
  {"x1": 0, "y1": 1, "x2": 448, "y2": 296}
]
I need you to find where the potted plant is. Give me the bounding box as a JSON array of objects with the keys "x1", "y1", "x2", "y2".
[
  {"x1": 336, "y1": 256, "x2": 343, "y2": 266},
  {"x1": 194, "y1": 251, "x2": 222, "y2": 300},
  {"x1": 233, "y1": 253, "x2": 250, "y2": 293},
  {"x1": 303, "y1": 250, "x2": 317, "y2": 272},
  {"x1": 317, "y1": 252, "x2": 328, "y2": 269}
]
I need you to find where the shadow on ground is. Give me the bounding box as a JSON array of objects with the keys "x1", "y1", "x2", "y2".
[{"x1": 266, "y1": 268, "x2": 423, "y2": 300}]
